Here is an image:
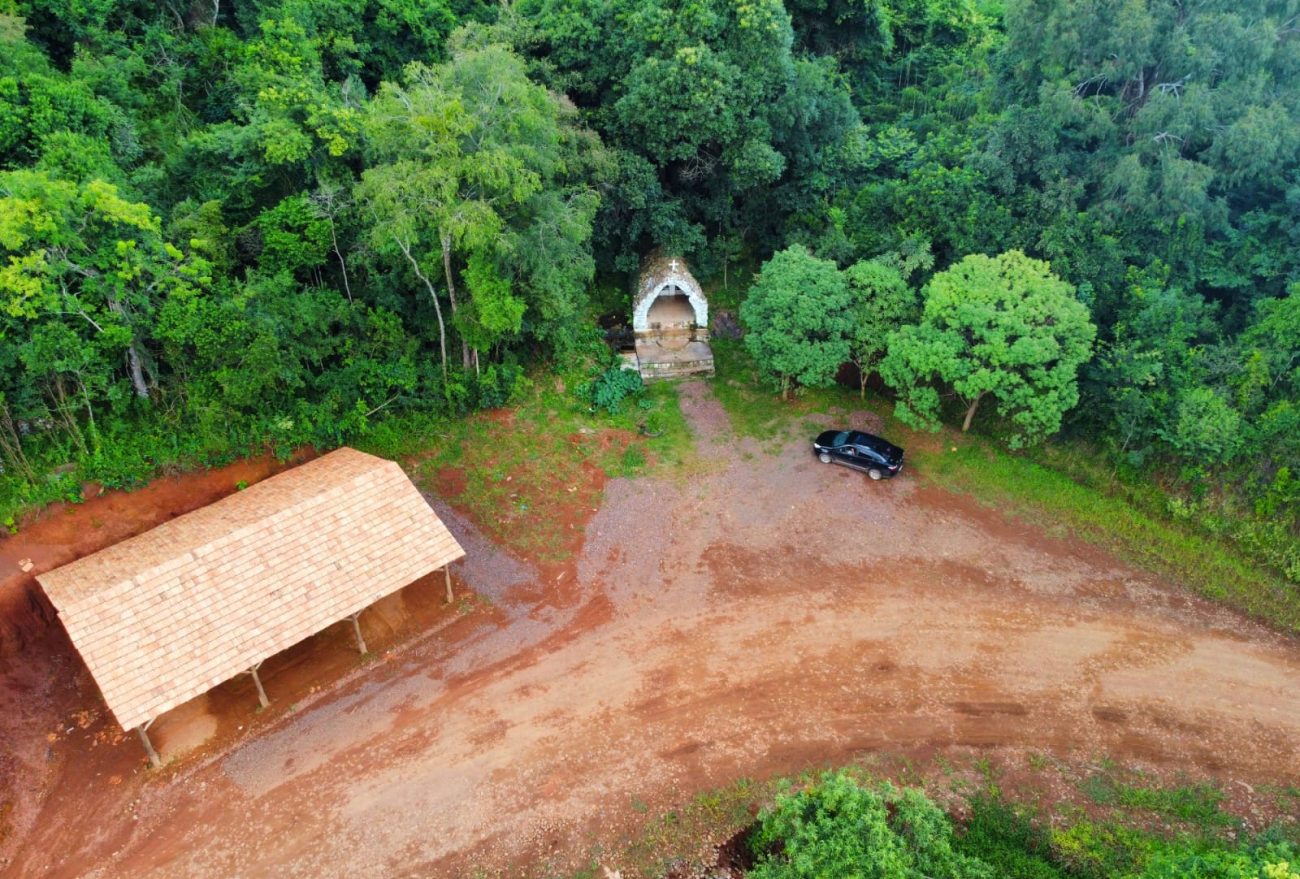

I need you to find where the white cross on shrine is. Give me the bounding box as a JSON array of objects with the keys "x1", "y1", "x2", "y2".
[{"x1": 670, "y1": 259, "x2": 680, "y2": 274}]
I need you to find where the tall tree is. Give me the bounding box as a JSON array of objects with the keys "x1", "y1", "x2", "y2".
[
  {"x1": 0, "y1": 171, "x2": 208, "y2": 402},
  {"x1": 740, "y1": 244, "x2": 854, "y2": 399},
  {"x1": 508, "y1": 0, "x2": 854, "y2": 268},
  {"x1": 359, "y1": 37, "x2": 598, "y2": 381},
  {"x1": 844, "y1": 258, "x2": 917, "y2": 397},
  {"x1": 880, "y1": 250, "x2": 1096, "y2": 447}
]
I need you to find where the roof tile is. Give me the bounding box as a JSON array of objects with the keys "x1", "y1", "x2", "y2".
[{"x1": 37, "y1": 448, "x2": 464, "y2": 731}]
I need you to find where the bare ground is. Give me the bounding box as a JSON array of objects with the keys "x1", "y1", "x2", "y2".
[{"x1": 2, "y1": 381, "x2": 1298, "y2": 878}]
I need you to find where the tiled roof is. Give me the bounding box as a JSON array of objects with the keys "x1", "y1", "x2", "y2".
[{"x1": 37, "y1": 448, "x2": 464, "y2": 731}]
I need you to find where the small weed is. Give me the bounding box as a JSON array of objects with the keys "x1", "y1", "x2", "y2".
[{"x1": 956, "y1": 793, "x2": 1066, "y2": 879}]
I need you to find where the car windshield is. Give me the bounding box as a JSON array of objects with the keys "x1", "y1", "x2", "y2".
[{"x1": 832, "y1": 431, "x2": 850, "y2": 446}]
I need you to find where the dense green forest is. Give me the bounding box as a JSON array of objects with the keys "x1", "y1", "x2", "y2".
[{"x1": 0, "y1": 0, "x2": 1296, "y2": 580}]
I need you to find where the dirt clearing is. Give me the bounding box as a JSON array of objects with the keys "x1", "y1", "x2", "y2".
[{"x1": 1, "y1": 381, "x2": 1297, "y2": 877}]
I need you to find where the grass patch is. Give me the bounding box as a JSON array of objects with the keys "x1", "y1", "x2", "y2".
[
  {"x1": 1079, "y1": 772, "x2": 1234, "y2": 830},
  {"x1": 553, "y1": 777, "x2": 765, "y2": 879},
  {"x1": 914, "y1": 442, "x2": 1300, "y2": 633},
  {"x1": 710, "y1": 339, "x2": 879, "y2": 450},
  {"x1": 357, "y1": 376, "x2": 694, "y2": 563}
]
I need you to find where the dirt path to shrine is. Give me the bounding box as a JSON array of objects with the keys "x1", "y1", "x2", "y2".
[{"x1": 2, "y1": 382, "x2": 1298, "y2": 878}]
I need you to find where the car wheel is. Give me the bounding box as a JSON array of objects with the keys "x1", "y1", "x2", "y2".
[
  {"x1": 818, "y1": 452, "x2": 831, "y2": 464},
  {"x1": 868, "y1": 468, "x2": 883, "y2": 480}
]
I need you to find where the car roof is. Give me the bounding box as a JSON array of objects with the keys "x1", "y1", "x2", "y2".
[{"x1": 850, "y1": 431, "x2": 902, "y2": 453}]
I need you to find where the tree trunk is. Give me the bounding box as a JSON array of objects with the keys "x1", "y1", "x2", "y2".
[
  {"x1": 328, "y1": 220, "x2": 353, "y2": 303},
  {"x1": 440, "y1": 233, "x2": 471, "y2": 370},
  {"x1": 104, "y1": 298, "x2": 150, "y2": 398},
  {"x1": 124, "y1": 343, "x2": 150, "y2": 399},
  {"x1": 962, "y1": 392, "x2": 985, "y2": 433},
  {"x1": 395, "y1": 237, "x2": 448, "y2": 387},
  {"x1": 77, "y1": 374, "x2": 99, "y2": 451},
  {"x1": 50, "y1": 373, "x2": 88, "y2": 456},
  {"x1": 0, "y1": 400, "x2": 36, "y2": 483}
]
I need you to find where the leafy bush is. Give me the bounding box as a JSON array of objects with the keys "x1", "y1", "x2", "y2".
[
  {"x1": 586, "y1": 362, "x2": 644, "y2": 414},
  {"x1": 749, "y1": 771, "x2": 993, "y2": 879},
  {"x1": 1137, "y1": 841, "x2": 1299, "y2": 879}
]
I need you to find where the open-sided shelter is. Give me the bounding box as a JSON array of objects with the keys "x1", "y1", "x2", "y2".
[
  {"x1": 37, "y1": 447, "x2": 464, "y2": 766},
  {"x1": 629, "y1": 253, "x2": 714, "y2": 380}
]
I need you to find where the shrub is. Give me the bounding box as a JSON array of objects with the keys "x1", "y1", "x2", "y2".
[
  {"x1": 587, "y1": 362, "x2": 644, "y2": 414},
  {"x1": 749, "y1": 771, "x2": 993, "y2": 879}
]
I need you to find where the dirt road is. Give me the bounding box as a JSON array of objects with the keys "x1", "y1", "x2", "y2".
[{"x1": 2, "y1": 383, "x2": 1298, "y2": 877}]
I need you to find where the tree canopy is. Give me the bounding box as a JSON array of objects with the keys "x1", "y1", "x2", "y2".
[
  {"x1": 0, "y1": 0, "x2": 1296, "y2": 585},
  {"x1": 881, "y1": 250, "x2": 1096, "y2": 447},
  {"x1": 740, "y1": 245, "x2": 854, "y2": 398}
]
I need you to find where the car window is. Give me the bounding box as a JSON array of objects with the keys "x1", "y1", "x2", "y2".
[{"x1": 833, "y1": 431, "x2": 850, "y2": 446}]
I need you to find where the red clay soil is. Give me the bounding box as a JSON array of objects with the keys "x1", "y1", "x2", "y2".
[
  {"x1": 2, "y1": 384, "x2": 1299, "y2": 878},
  {"x1": 0, "y1": 453, "x2": 308, "y2": 659}
]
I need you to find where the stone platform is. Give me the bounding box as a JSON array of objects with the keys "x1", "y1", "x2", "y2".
[{"x1": 633, "y1": 338, "x2": 715, "y2": 381}]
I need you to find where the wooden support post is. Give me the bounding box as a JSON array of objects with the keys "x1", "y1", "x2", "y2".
[
  {"x1": 247, "y1": 662, "x2": 269, "y2": 709},
  {"x1": 136, "y1": 720, "x2": 161, "y2": 769},
  {"x1": 444, "y1": 564, "x2": 454, "y2": 604},
  {"x1": 349, "y1": 612, "x2": 368, "y2": 655}
]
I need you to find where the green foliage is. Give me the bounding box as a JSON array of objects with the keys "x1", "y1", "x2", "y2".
[
  {"x1": 955, "y1": 794, "x2": 1066, "y2": 879},
  {"x1": 740, "y1": 245, "x2": 855, "y2": 399},
  {"x1": 358, "y1": 36, "x2": 599, "y2": 384},
  {"x1": 586, "y1": 362, "x2": 644, "y2": 414},
  {"x1": 880, "y1": 251, "x2": 1096, "y2": 447},
  {"x1": 749, "y1": 771, "x2": 993, "y2": 879},
  {"x1": 1138, "y1": 842, "x2": 1300, "y2": 879},
  {"x1": 844, "y1": 257, "x2": 917, "y2": 395},
  {"x1": 508, "y1": 0, "x2": 855, "y2": 268}
]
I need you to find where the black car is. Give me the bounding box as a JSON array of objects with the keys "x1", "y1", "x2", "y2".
[{"x1": 812, "y1": 430, "x2": 904, "y2": 480}]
